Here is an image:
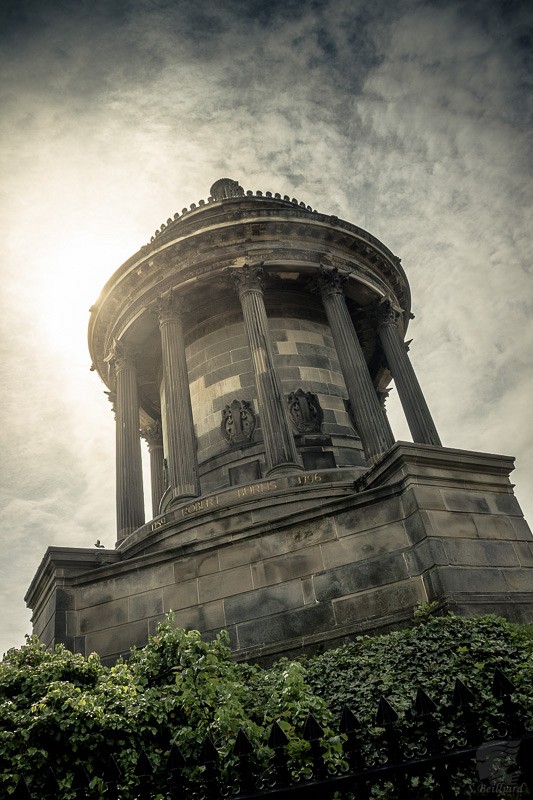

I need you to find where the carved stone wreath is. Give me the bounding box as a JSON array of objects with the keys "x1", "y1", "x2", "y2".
[
  {"x1": 287, "y1": 389, "x2": 323, "y2": 434},
  {"x1": 221, "y1": 399, "x2": 256, "y2": 445}
]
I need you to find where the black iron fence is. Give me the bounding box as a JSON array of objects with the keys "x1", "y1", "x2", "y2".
[{"x1": 14, "y1": 668, "x2": 533, "y2": 799}]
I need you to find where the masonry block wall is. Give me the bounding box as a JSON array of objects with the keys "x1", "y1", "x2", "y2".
[
  {"x1": 185, "y1": 303, "x2": 365, "y2": 494},
  {"x1": 27, "y1": 444, "x2": 533, "y2": 666}
]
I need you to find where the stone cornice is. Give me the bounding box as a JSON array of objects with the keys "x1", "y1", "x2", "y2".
[{"x1": 89, "y1": 208, "x2": 408, "y2": 337}]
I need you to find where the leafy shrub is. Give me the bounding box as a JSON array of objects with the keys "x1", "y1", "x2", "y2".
[{"x1": 0, "y1": 611, "x2": 531, "y2": 797}]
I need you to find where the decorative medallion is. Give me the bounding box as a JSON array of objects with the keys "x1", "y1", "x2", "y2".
[
  {"x1": 287, "y1": 389, "x2": 323, "y2": 434},
  {"x1": 221, "y1": 399, "x2": 256, "y2": 445}
]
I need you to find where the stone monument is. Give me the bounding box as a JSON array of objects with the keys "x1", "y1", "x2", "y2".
[{"x1": 26, "y1": 179, "x2": 533, "y2": 665}]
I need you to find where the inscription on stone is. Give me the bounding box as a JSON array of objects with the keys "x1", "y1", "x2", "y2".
[{"x1": 148, "y1": 473, "x2": 328, "y2": 529}]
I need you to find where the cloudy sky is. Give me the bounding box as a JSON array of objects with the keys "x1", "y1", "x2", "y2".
[{"x1": 1, "y1": 0, "x2": 531, "y2": 655}]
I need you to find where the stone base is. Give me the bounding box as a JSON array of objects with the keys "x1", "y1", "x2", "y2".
[{"x1": 26, "y1": 443, "x2": 533, "y2": 665}]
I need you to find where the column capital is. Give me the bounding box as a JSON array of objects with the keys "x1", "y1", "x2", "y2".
[
  {"x1": 141, "y1": 420, "x2": 163, "y2": 449},
  {"x1": 313, "y1": 266, "x2": 349, "y2": 299},
  {"x1": 375, "y1": 297, "x2": 402, "y2": 328},
  {"x1": 104, "y1": 339, "x2": 137, "y2": 372},
  {"x1": 232, "y1": 263, "x2": 265, "y2": 297},
  {"x1": 155, "y1": 291, "x2": 186, "y2": 325}
]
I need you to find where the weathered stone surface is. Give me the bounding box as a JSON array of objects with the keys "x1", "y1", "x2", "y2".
[
  {"x1": 251, "y1": 547, "x2": 324, "y2": 587},
  {"x1": 85, "y1": 620, "x2": 149, "y2": 657},
  {"x1": 443, "y1": 539, "x2": 520, "y2": 567},
  {"x1": 334, "y1": 496, "x2": 404, "y2": 536},
  {"x1": 236, "y1": 603, "x2": 335, "y2": 649},
  {"x1": 198, "y1": 565, "x2": 253, "y2": 603},
  {"x1": 332, "y1": 578, "x2": 426, "y2": 625},
  {"x1": 424, "y1": 509, "x2": 479, "y2": 538},
  {"x1": 441, "y1": 490, "x2": 491, "y2": 515},
  {"x1": 129, "y1": 589, "x2": 164, "y2": 622},
  {"x1": 163, "y1": 578, "x2": 199, "y2": 611},
  {"x1": 313, "y1": 551, "x2": 410, "y2": 602},
  {"x1": 514, "y1": 541, "x2": 533, "y2": 566},
  {"x1": 225, "y1": 580, "x2": 305, "y2": 625},
  {"x1": 79, "y1": 598, "x2": 129, "y2": 634},
  {"x1": 321, "y1": 524, "x2": 409, "y2": 569}
]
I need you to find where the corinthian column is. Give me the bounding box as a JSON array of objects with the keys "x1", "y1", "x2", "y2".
[
  {"x1": 157, "y1": 292, "x2": 200, "y2": 503},
  {"x1": 105, "y1": 340, "x2": 145, "y2": 541},
  {"x1": 316, "y1": 268, "x2": 394, "y2": 464},
  {"x1": 233, "y1": 265, "x2": 302, "y2": 474},
  {"x1": 376, "y1": 299, "x2": 441, "y2": 446},
  {"x1": 141, "y1": 421, "x2": 165, "y2": 517}
]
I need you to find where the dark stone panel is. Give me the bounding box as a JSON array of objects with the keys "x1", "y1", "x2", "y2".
[
  {"x1": 204, "y1": 363, "x2": 241, "y2": 388},
  {"x1": 334, "y1": 447, "x2": 366, "y2": 466},
  {"x1": 225, "y1": 580, "x2": 304, "y2": 625},
  {"x1": 503, "y1": 569, "x2": 533, "y2": 592},
  {"x1": 511, "y1": 517, "x2": 533, "y2": 541},
  {"x1": 237, "y1": 603, "x2": 336, "y2": 649},
  {"x1": 85, "y1": 620, "x2": 149, "y2": 658},
  {"x1": 129, "y1": 589, "x2": 164, "y2": 621},
  {"x1": 437, "y1": 566, "x2": 508, "y2": 594},
  {"x1": 240, "y1": 371, "x2": 256, "y2": 388},
  {"x1": 230, "y1": 346, "x2": 252, "y2": 363},
  {"x1": 56, "y1": 588, "x2": 75, "y2": 610},
  {"x1": 301, "y1": 451, "x2": 336, "y2": 470},
  {"x1": 204, "y1": 350, "x2": 232, "y2": 371},
  {"x1": 335, "y1": 496, "x2": 404, "y2": 537},
  {"x1": 489, "y1": 493, "x2": 524, "y2": 517},
  {"x1": 425, "y1": 510, "x2": 478, "y2": 538},
  {"x1": 73, "y1": 636, "x2": 85, "y2": 655},
  {"x1": 333, "y1": 579, "x2": 425, "y2": 625},
  {"x1": 229, "y1": 460, "x2": 262, "y2": 485},
  {"x1": 472, "y1": 514, "x2": 516, "y2": 540},
  {"x1": 297, "y1": 342, "x2": 332, "y2": 356},
  {"x1": 321, "y1": 524, "x2": 408, "y2": 570},
  {"x1": 252, "y1": 547, "x2": 324, "y2": 588},
  {"x1": 443, "y1": 539, "x2": 519, "y2": 567},
  {"x1": 403, "y1": 538, "x2": 449, "y2": 575},
  {"x1": 287, "y1": 516, "x2": 337, "y2": 549},
  {"x1": 514, "y1": 541, "x2": 533, "y2": 566},
  {"x1": 441, "y1": 490, "x2": 491, "y2": 514},
  {"x1": 205, "y1": 336, "x2": 247, "y2": 361},
  {"x1": 410, "y1": 485, "x2": 447, "y2": 512},
  {"x1": 277, "y1": 367, "x2": 302, "y2": 381},
  {"x1": 313, "y1": 552, "x2": 409, "y2": 602},
  {"x1": 79, "y1": 598, "x2": 129, "y2": 634},
  {"x1": 403, "y1": 511, "x2": 429, "y2": 545},
  {"x1": 198, "y1": 565, "x2": 253, "y2": 603},
  {"x1": 171, "y1": 600, "x2": 225, "y2": 632}
]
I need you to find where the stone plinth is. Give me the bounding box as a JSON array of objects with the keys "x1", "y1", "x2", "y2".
[{"x1": 26, "y1": 443, "x2": 533, "y2": 665}]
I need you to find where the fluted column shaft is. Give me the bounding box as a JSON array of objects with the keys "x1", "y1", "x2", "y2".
[
  {"x1": 234, "y1": 265, "x2": 302, "y2": 474},
  {"x1": 158, "y1": 294, "x2": 200, "y2": 502},
  {"x1": 317, "y1": 269, "x2": 394, "y2": 464},
  {"x1": 377, "y1": 301, "x2": 441, "y2": 446},
  {"x1": 105, "y1": 342, "x2": 145, "y2": 541},
  {"x1": 141, "y1": 422, "x2": 165, "y2": 517}
]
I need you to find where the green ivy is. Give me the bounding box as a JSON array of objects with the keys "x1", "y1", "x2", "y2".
[{"x1": 0, "y1": 611, "x2": 531, "y2": 798}]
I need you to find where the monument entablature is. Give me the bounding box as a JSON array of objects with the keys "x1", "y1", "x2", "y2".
[{"x1": 27, "y1": 178, "x2": 532, "y2": 664}]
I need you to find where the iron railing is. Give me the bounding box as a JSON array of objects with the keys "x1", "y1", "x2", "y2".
[{"x1": 13, "y1": 668, "x2": 533, "y2": 799}]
